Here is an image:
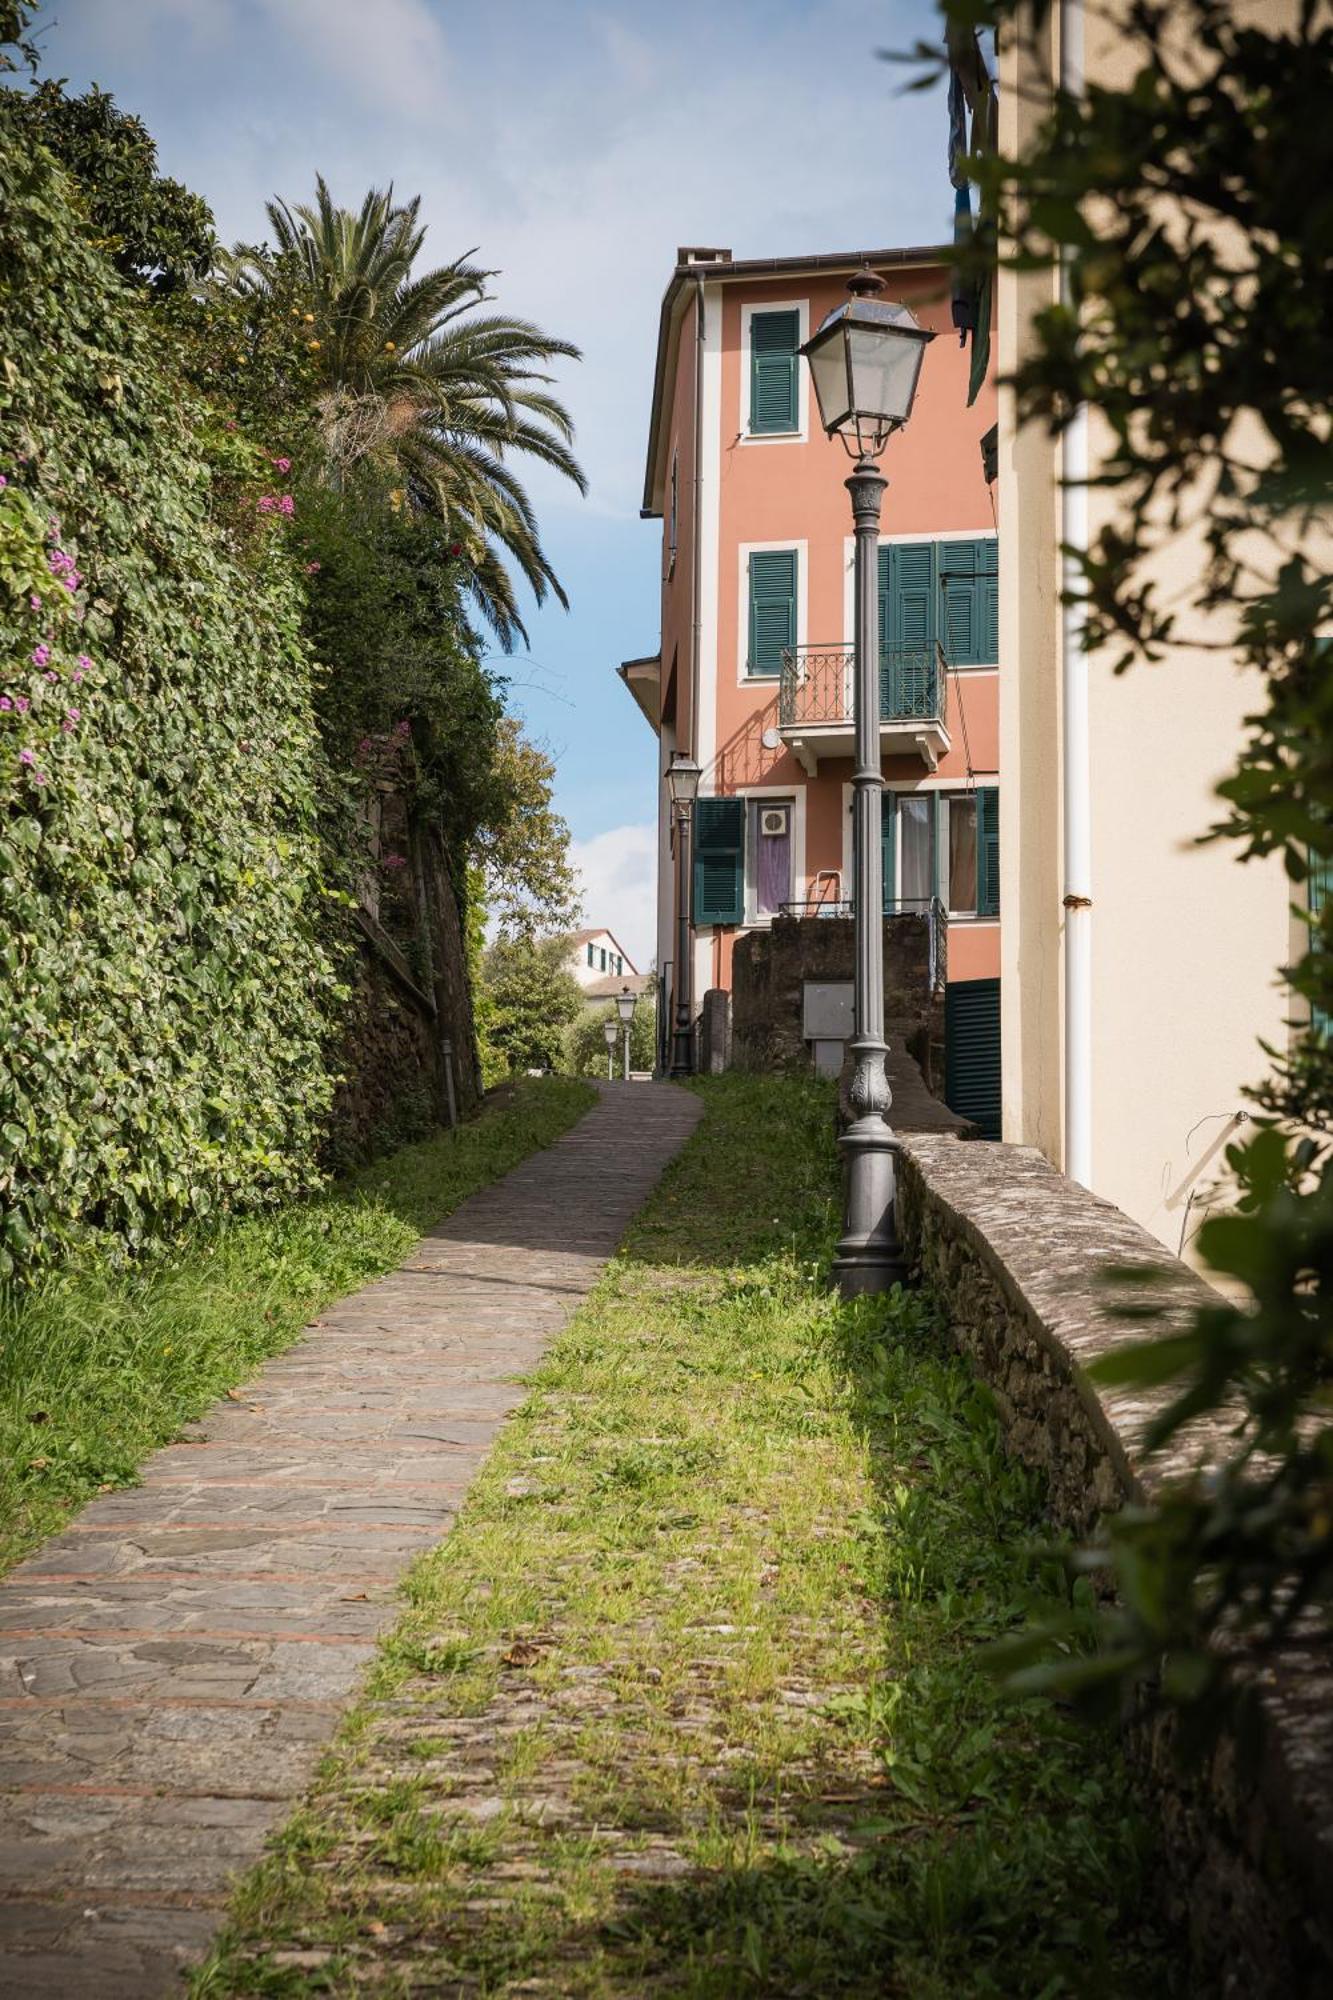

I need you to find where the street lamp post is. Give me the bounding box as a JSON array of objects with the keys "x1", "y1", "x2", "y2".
[
  {"x1": 800, "y1": 272, "x2": 934, "y2": 1298},
  {"x1": 664, "y1": 750, "x2": 701, "y2": 1078},
  {"x1": 615, "y1": 984, "x2": 638, "y2": 1082},
  {"x1": 602, "y1": 1017, "x2": 618, "y2": 1083}
]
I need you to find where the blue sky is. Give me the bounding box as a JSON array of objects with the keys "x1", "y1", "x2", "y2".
[{"x1": 29, "y1": 0, "x2": 952, "y2": 962}]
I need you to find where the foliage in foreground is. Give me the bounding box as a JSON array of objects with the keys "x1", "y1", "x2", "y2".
[
  {"x1": 196, "y1": 1077, "x2": 1178, "y2": 1999},
  {"x1": 922, "y1": 0, "x2": 1333, "y2": 1734},
  {"x1": 0, "y1": 1077, "x2": 594, "y2": 1578}
]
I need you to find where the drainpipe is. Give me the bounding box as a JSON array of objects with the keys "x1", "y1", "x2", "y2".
[{"x1": 1061, "y1": 0, "x2": 1093, "y2": 1188}]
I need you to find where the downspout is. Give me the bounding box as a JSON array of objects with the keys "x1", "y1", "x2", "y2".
[{"x1": 1060, "y1": 0, "x2": 1093, "y2": 1186}]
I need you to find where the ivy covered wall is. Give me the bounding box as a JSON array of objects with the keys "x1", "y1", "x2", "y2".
[{"x1": 0, "y1": 113, "x2": 340, "y2": 1272}]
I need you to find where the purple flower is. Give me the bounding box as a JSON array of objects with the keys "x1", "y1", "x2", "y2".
[
  {"x1": 0, "y1": 475, "x2": 7, "y2": 489},
  {"x1": 0, "y1": 697, "x2": 12, "y2": 713},
  {"x1": 61, "y1": 719, "x2": 75, "y2": 733},
  {"x1": 44, "y1": 670, "x2": 60, "y2": 684},
  {"x1": 28, "y1": 595, "x2": 41, "y2": 612},
  {"x1": 32, "y1": 770, "x2": 47, "y2": 786},
  {"x1": 278, "y1": 494, "x2": 295, "y2": 516},
  {"x1": 15, "y1": 697, "x2": 29, "y2": 714},
  {"x1": 273, "y1": 456, "x2": 291, "y2": 473},
  {"x1": 18, "y1": 748, "x2": 34, "y2": 766},
  {"x1": 257, "y1": 496, "x2": 276, "y2": 514},
  {"x1": 32, "y1": 645, "x2": 50, "y2": 668},
  {"x1": 383, "y1": 853, "x2": 408, "y2": 869},
  {"x1": 77, "y1": 654, "x2": 93, "y2": 672},
  {"x1": 66, "y1": 707, "x2": 81, "y2": 723}
]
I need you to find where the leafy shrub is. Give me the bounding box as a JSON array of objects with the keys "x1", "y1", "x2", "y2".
[{"x1": 0, "y1": 110, "x2": 339, "y2": 1272}]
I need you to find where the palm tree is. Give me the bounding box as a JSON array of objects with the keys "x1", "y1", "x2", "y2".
[{"x1": 225, "y1": 177, "x2": 586, "y2": 647}]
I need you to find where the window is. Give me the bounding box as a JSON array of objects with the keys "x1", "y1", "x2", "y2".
[
  {"x1": 746, "y1": 799, "x2": 793, "y2": 921},
  {"x1": 881, "y1": 787, "x2": 999, "y2": 918},
  {"x1": 748, "y1": 309, "x2": 800, "y2": 434},
  {"x1": 747, "y1": 548, "x2": 797, "y2": 677},
  {"x1": 667, "y1": 448, "x2": 678, "y2": 576},
  {"x1": 877, "y1": 538, "x2": 998, "y2": 668},
  {"x1": 599, "y1": 947, "x2": 607, "y2": 972},
  {"x1": 586, "y1": 942, "x2": 594, "y2": 967}
]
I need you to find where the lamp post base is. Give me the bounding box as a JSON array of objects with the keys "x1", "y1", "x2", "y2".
[{"x1": 831, "y1": 1112, "x2": 907, "y2": 1297}]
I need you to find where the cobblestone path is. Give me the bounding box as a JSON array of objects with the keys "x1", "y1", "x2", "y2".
[{"x1": 0, "y1": 1082, "x2": 703, "y2": 1998}]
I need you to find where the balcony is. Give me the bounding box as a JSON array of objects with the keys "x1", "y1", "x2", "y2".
[{"x1": 778, "y1": 642, "x2": 950, "y2": 772}]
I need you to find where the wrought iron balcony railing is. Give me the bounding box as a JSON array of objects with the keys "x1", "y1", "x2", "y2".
[{"x1": 778, "y1": 642, "x2": 949, "y2": 733}]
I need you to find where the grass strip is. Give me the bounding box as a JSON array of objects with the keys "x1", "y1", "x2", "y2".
[
  {"x1": 196, "y1": 1074, "x2": 1184, "y2": 1998},
  {"x1": 0, "y1": 1076, "x2": 595, "y2": 1577}
]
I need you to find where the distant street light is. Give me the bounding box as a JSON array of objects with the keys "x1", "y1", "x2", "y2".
[
  {"x1": 601, "y1": 1015, "x2": 618, "y2": 1082},
  {"x1": 664, "y1": 750, "x2": 702, "y2": 1078},
  {"x1": 615, "y1": 984, "x2": 638, "y2": 1082},
  {"x1": 801, "y1": 271, "x2": 933, "y2": 1298}
]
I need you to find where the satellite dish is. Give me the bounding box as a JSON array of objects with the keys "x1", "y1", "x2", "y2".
[{"x1": 761, "y1": 726, "x2": 781, "y2": 751}]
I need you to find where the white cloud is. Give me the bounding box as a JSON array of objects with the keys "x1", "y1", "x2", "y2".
[{"x1": 570, "y1": 821, "x2": 657, "y2": 970}]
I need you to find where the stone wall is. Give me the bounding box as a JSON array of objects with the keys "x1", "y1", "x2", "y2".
[
  {"x1": 896, "y1": 1133, "x2": 1333, "y2": 1996},
  {"x1": 731, "y1": 915, "x2": 942, "y2": 1083}
]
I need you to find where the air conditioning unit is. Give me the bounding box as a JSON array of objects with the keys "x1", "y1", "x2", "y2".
[{"x1": 760, "y1": 807, "x2": 790, "y2": 838}]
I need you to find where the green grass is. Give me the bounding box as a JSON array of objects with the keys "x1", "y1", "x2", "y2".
[
  {"x1": 0, "y1": 1076, "x2": 595, "y2": 1577},
  {"x1": 195, "y1": 1075, "x2": 1185, "y2": 1998}
]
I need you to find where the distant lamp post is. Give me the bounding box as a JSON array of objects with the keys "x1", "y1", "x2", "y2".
[
  {"x1": 665, "y1": 750, "x2": 701, "y2": 1078},
  {"x1": 615, "y1": 984, "x2": 638, "y2": 1082},
  {"x1": 801, "y1": 271, "x2": 934, "y2": 1297},
  {"x1": 601, "y1": 1016, "x2": 619, "y2": 1082}
]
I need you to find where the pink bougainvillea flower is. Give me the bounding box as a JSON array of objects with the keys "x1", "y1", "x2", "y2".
[
  {"x1": 273, "y1": 456, "x2": 291, "y2": 472},
  {"x1": 18, "y1": 748, "x2": 34, "y2": 765},
  {"x1": 77, "y1": 654, "x2": 93, "y2": 671},
  {"x1": 278, "y1": 494, "x2": 295, "y2": 516},
  {"x1": 32, "y1": 645, "x2": 50, "y2": 668},
  {"x1": 29, "y1": 595, "x2": 41, "y2": 611},
  {"x1": 0, "y1": 474, "x2": 7, "y2": 489},
  {"x1": 44, "y1": 670, "x2": 60, "y2": 684},
  {"x1": 15, "y1": 697, "x2": 29, "y2": 714},
  {"x1": 0, "y1": 697, "x2": 12, "y2": 712},
  {"x1": 33, "y1": 770, "x2": 47, "y2": 786},
  {"x1": 61, "y1": 719, "x2": 75, "y2": 733},
  {"x1": 257, "y1": 496, "x2": 276, "y2": 514},
  {"x1": 66, "y1": 708, "x2": 81, "y2": 723}
]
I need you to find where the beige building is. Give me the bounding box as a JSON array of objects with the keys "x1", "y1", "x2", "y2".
[{"x1": 997, "y1": 0, "x2": 1296, "y2": 1258}]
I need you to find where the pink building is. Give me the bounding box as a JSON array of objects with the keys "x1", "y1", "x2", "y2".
[{"x1": 620, "y1": 245, "x2": 1001, "y2": 1127}]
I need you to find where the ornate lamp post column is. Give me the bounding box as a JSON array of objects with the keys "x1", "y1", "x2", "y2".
[
  {"x1": 615, "y1": 984, "x2": 638, "y2": 1082},
  {"x1": 800, "y1": 273, "x2": 934, "y2": 1297},
  {"x1": 665, "y1": 750, "x2": 701, "y2": 1078}
]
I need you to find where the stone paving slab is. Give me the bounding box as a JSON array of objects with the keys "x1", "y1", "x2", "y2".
[{"x1": 0, "y1": 1081, "x2": 702, "y2": 1995}]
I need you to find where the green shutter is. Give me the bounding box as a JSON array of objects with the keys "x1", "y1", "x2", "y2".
[
  {"x1": 1310, "y1": 850, "x2": 1332, "y2": 1039},
  {"x1": 881, "y1": 792, "x2": 897, "y2": 916},
  {"x1": 939, "y1": 538, "x2": 998, "y2": 666},
  {"x1": 885, "y1": 543, "x2": 935, "y2": 649},
  {"x1": 976, "y1": 786, "x2": 1000, "y2": 917},
  {"x1": 748, "y1": 549, "x2": 797, "y2": 677},
  {"x1": 693, "y1": 796, "x2": 745, "y2": 926},
  {"x1": 945, "y1": 978, "x2": 1002, "y2": 1139},
  {"x1": 750, "y1": 309, "x2": 800, "y2": 433}
]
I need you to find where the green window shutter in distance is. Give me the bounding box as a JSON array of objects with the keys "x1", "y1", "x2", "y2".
[
  {"x1": 976, "y1": 786, "x2": 1000, "y2": 916},
  {"x1": 939, "y1": 538, "x2": 998, "y2": 666},
  {"x1": 881, "y1": 792, "x2": 897, "y2": 916},
  {"x1": 750, "y1": 309, "x2": 800, "y2": 433},
  {"x1": 885, "y1": 542, "x2": 935, "y2": 650},
  {"x1": 693, "y1": 797, "x2": 745, "y2": 926},
  {"x1": 748, "y1": 549, "x2": 797, "y2": 677}
]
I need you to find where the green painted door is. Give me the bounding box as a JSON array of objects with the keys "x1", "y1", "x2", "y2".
[{"x1": 945, "y1": 977, "x2": 1001, "y2": 1139}]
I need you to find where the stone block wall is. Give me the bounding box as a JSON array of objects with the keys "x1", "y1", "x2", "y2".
[
  {"x1": 897, "y1": 1133, "x2": 1333, "y2": 1997},
  {"x1": 731, "y1": 915, "x2": 941, "y2": 1082}
]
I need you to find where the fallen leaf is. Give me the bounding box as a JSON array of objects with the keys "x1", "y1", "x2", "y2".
[
  {"x1": 502, "y1": 1640, "x2": 543, "y2": 1669},
  {"x1": 341, "y1": 1592, "x2": 370, "y2": 1603},
  {"x1": 26, "y1": 1456, "x2": 49, "y2": 1471}
]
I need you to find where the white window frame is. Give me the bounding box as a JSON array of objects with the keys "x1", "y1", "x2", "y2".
[
  {"x1": 740, "y1": 298, "x2": 810, "y2": 444},
  {"x1": 843, "y1": 780, "x2": 1001, "y2": 926},
  {"x1": 737, "y1": 783, "x2": 806, "y2": 929},
  {"x1": 737, "y1": 538, "x2": 807, "y2": 686}
]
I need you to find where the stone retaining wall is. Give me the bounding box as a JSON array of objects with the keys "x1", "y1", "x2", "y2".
[{"x1": 896, "y1": 1134, "x2": 1333, "y2": 1998}]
